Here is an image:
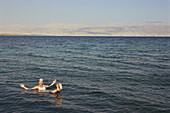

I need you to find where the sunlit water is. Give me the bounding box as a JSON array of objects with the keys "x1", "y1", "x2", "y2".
[{"x1": 0, "y1": 36, "x2": 170, "y2": 113}]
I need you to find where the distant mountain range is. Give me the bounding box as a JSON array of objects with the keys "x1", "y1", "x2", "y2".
[{"x1": 0, "y1": 22, "x2": 169, "y2": 36}]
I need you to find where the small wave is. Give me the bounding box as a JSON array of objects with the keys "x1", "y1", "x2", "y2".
[{"x1": 26, "y1": 53, "x2": 52, "y2": 58}]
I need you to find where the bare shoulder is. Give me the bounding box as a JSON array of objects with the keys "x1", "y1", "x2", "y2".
[{"x1": 34, "y1": 86, "x2": 39, "y2": 88}]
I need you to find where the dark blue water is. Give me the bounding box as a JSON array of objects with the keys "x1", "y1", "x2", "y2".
[{"x1": 0, "y1": 36, "x2": 170, "y2": 113}]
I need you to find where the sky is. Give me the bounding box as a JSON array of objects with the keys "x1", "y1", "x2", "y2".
[{"x1": 0, "y1": 0, "x2": 169, "y2": 25}]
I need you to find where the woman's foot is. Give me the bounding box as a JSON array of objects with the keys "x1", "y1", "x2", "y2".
[
  {"x1": 56, "y1": 84, "x2": 60, "y2": 91},
  {"x1": 58, "y1": 83, "x2": 63, "y2": 90}
]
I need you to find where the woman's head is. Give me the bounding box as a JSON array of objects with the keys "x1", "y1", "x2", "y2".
[{"x1": 39, "y1": 78, "x2": 43, "y2": 85}]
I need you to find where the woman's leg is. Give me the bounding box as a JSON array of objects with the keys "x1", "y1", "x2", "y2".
[
  {"x1": 50, "y1": 84, "x2": 60, "y2": 94},
  {"x1": 50, "y1": 83, "x2": 63, "y2": 94}
]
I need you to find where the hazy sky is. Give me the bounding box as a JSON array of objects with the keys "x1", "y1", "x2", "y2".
[{"x1": 0, "y1": 0, "x2": 169, "y2": 24}]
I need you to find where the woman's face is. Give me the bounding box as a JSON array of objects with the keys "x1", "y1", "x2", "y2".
[{"x1": 39, "y1": 80, "x2": 43, "y2": 85}]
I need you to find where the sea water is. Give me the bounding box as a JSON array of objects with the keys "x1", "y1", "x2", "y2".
[{"x1": 0, "y1": 36, "x2": 169, "y2": 113}]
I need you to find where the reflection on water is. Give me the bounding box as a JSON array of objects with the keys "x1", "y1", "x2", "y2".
[
  {"x1": 50, "y1": 93, "x2": 62, "y2": 107},
  {"x1": 20, "y1": 90, "x2": 28, "y2": 94},
  {"x1": 20, "y1": 90, "x2": 62, "y2": 107}
]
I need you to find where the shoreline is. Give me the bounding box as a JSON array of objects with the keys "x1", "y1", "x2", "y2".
[
  {"x1": 0, "y1": 34, "x2": 170, "y2": 37},
  {"x1": 0, "y1": 34, "x2": 31, "y2": 36}
]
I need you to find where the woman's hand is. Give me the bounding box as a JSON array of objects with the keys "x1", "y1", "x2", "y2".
[
  {"x1": 52, "y1": 80, "x2": 57, "y2": 84},
  {"x1": 20, "y1": 83, "x2": 25, "y2": 88},
  {"x1": 20, "y1": 83, "x2": 29, "y2": 90}
]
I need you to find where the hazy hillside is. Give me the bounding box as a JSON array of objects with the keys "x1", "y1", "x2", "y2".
[{"x1": 0, "y1": 22, "x2": 169, "y2": 36}]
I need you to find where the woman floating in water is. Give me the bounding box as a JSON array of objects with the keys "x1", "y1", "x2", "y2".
[{"x1": 20, "y1": 79, "x2": 63, "y2": 93}]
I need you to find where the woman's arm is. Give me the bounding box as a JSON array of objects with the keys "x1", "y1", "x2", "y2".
[
  {"x1": 45, "y1": 80, "x2": 57, "y2": 88},
  {"x1": 20, "y1": 83, "x2": 30, "y2": 90},
  {"x1": 20, "y1": 84, "x2": 39, "y2": 90}
]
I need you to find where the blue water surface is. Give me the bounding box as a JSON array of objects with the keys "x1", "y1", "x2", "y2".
[{"x1": 0, "y1": 36, "x2": 170, "y2": 113}]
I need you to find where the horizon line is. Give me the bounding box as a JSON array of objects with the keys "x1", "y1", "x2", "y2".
[{"x1": 0, "y1": 34, "x2": 170, "y2": 37}]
